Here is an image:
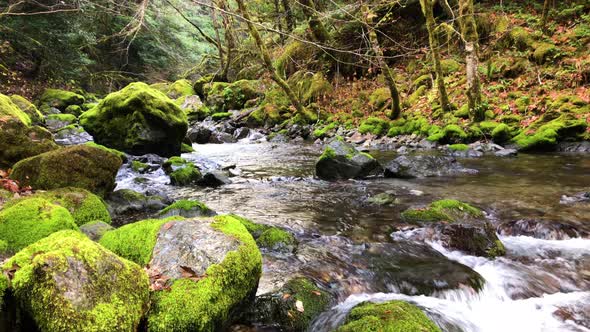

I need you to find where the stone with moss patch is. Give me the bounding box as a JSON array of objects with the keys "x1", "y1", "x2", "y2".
[
  {"x1": 4, "y1": 187, "x2": 110, "y2": 226},
  {"x1": 336, "y1": 300, "x2": 441, "y2": 332},
  {"x1": 167, "y1": 79, "x2": 196, "y2": 100},
  {"x1": 163, "y1": 157, "x2": 202, "y2": 185},
  {"x1": 313, "y1": 122, "x2": 337, "y2": 139},
  {"x1": 256, "y1": 227, "x2": 296, "y2": 253},
  {"x1": 512, "y1": 113, "x2": 587, "y2": 151},
  {"x1": 0, "y1": 198, "x2": 79, "y2": 254},
  {"x1": 211, "y1": 112, "x2": 232, "y2": 121},
  {"x1": 159, "y1": 199, "x2": 216, "y2": 218},
  {"x1": 181, "y1": 143, "x2": 194, "y2": 153},
  {"x1": 10, "y1": 145, "x2": 122, "y2": 197},
  {"x1": 84, "y1": 142, "x2": 126, "y2": 162},
  {"x1": 0, "y1": 116, "x2": 58, "y2": 168},
  {"x1": 79, "y1": 221, "x2": 113, "y2": 241},
  {"x1": 79, "y1": 82, "x2": 188, "y2": 157},
  {"x1": 401, "y1": 199, "x2": 483, "y2": 224},
  {"x1": 205, "y1": 80, "x2": 263, "y2": 112},
  {"x1": 10, "y1": 95, "x2": 44, "y2": 124},
  {"x1": 427, "y1": 124, "x2": 468, "y2": 144},
  {"x1": 141, "y1": 215, "x2": 262, "y2": 331},
  {"x1": 316, "y1": 139, "x2": 382, "y2": 181},
  {"x1": 1, "y1": 230, "x2": 149, "y2": 332},
  {"x1": 38, "y1": 89, "x2": 85, "y2": 113}
]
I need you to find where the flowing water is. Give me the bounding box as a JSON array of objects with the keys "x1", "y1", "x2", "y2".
[{"x1": 117, "y1": 141, "x2": 590, "y2": 332}]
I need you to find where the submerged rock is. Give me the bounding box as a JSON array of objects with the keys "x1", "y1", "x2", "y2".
[
  {"x1": 79, "y1": 82, "x2": 188, "y2": 157},
  {"x1": 336, "y1": 300, "x2": 441, "y2": 332},
  {"x1": 315, "y1": 139, "x2": 382, "y2": 180},
  {"x1": 10, "y1": 145, "x2": 122, "y2": 197},
  {"x1": 384, "y1": 155, "x2": 477, "y2": 178},
  {"x1": 1, "y1": 231, "x2": 149, "y2": 332},
  {"x1": 99, "y1": 215, "x2": 262, "y2": 331}
]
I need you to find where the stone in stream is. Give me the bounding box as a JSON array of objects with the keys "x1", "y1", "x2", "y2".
[
  {"x1": 234, "y1": 127, "x2": 251, "y2": 140},
  {"x1": 187, "y1": 124, "x2": 212, "y2": 144},
  {"x1": 400, "y1": 199, "x2": 484, "y2": 224},
  {"x1": 79, "y1": 82, "x2": 188, "y2": 157},
  {"x1": 384, "y1": 154, "x2": 477, "y2": 178},
  {"x1": 9, "y1": 145, "x2": 122, "y2": 197},
  {"x1": 98, "y1": 215, "x2": 262, "y2": 331},
  {"x1": 0, "y1": 231, "x2": 149, "y2": 332},
  {"x1": 38, "y1": 88, "x2": 85, "y2": 114},
  {"x1": 336, "y1": 301, "x2": 441, "y2": 332},
  {"x1": 560, "y1": 191, "x2": 590, "y2": 205},
  {"x1": 498, "y1": 219, "x2": 589, "y2": 240},
  {"x1": 198, "y1": 170, "x2": 232, "y2": 187},
  {"x1": 315, "y1": 139, "x2": 383, "y2": 181},
  {"x1": 245, "y1": 277, "x2": 332, "y2": 332},
  {"x1": 163, "y1": 156, "x2": 202, "y2": 186},
  {"x1": 209, "y1": 131, "x2": 237, "y2": 144},
  {"x1": 54, "y1": 124, "x2": 93, "y2": 146}
]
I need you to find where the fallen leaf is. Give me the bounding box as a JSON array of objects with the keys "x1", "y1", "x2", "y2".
[{"x1": 295, "y1": 300, "x2": 304, "y2": 313}]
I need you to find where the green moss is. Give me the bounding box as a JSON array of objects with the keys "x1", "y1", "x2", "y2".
[
  {"x1": 159, "y1": 199, "x2": 213, "y2": 216},
  {"x1": 313, "y1": 122, "x2": 337, "y2": 139},
  {"x1": 207, "y1": 80, "x2": 262, "y2": 112},
  {"x1": 427, "y1": 124, "x2": 468, "y2": 143},
  {"x1": 131, "y1": 160, "x2": 148, "y2": 172},
  {"x1": 337, "y1": 301, "x2": 441, "y2": 332},
  {"x1": 491, "y1": 123, "x2": 513, "y2": 143},
  {"x1": 487, "y1": 239, "x2": 507, "y2": 258},
  {"x1": 0, "y1": 118, "x2": 58, "y2": 168},
  {"x1": 440, "y1": 59, "x2": 461, "y2": 74},
  {"x1": 38, "y1": 89, "x2": 85, "y2": 111},
  {"x1": 148, "y1": 215, "x2": 262, "y2": 332},
  {"x1": 0, "y1": 272, "x2": 7, "y2": 309},
  {"x1": 171, "y1": 165, "x2": 202, "y2": 185},
  {"x1": 0, "y1": 197, "x2": 79, "y2": 254},
  {"x1": 99, "y1": 217, "x2": 182, "y2": 266},
  {"x1": 533, "y1": 42, "x2": 558, "y2": 64},
  {"x1": 10, "y1": 145, "x2": 122, "y2": 197},
  {"x1": 318, "y1": 146, "x2": 337, "y2": 162},
  {"x1": 84, "y1": 142, "x2": 126, "y2": 162},
  {"x1": 508, "y1": 26, "x2": 535, "y2": 50},
  {"x1": 512, "y1": 114, "x2": 587, "y2": 150},
  {"x1": 407, "y1": 85, "x2": 427, "y2": 105},
  {"x1": 79, "y1": 82, "x2": 188, "y2": 157},
  {"x1": 449, "y1": 144, "x2": 469, "y2": 151},
  {"x1": 367, "y1": 193, "x2": 397, "y2": 206},
  {"x1": 278, "y1": 277, "x2": 331, "y2": 331},
  {"x1": 412, "y1": 74, "x2": 431, "y2": 88},
  {"x1": 401, "y1": 199, "x2": 483, "y2": 223},
  {"x1": 0, "y1": 93, "x2": 32, "y2": 126},
  {"x1": 167, "y1": 79, "x2": 196, "y2": 100},
  {"x1": 181, "y1": 143, "x2": 194, "y2": 153},
  {"x1": 4, "y1": 187, "x2": 110, "y2": 226},
  {"x1": 359, "y1": 117, "x2": 390, "y2": 136},
  {"x1": 2, "y1": 230, "x2": 149, "y2": 332},
  {"x1": 369, "y1": 88, "x2": 391, "y2": 111},
  {"x1": 64, "y1": 104, "x2": 83, "y2": 116},
  {"x1": 454, "y1": 105, "x2": 470, "y2": 119},
  {"x1": 211, "y1": 112, "x2": 232, "y2": 120},
  {"x1": 387, "y1": 117, "x2": 432, "y2": 137},
  {"x1": 228, "y1": 214, "x2": 270, "y2": 237},
  {"x1": 10, "y1": 94, "x2": 43, "y2": 124},
  {"x1": 256, "y1": 228, "x2": 295, "y2": 249}
]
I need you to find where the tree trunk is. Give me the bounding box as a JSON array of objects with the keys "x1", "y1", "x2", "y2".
[
  {"x1": 235, "y1": 0, "x2": 304, "y2": 114},
  {"x1": 282, "y1": 0, "x2": 295, "y2": 32},
  {"x1": 420, "y1": 0, "x2": 451, "y2": 112},
  {"x1": 217, "y1": 0, "x2": 234, "y2": 80},
  {"x1": 362, "y1": 5, "x2": 401, "y2": 119},
  {"x1": 299, "y1": 0, "x2": 330, "y2": 43},
  {"x1": 541, "y1": 0, "x2": 550, "y2": 32},
  {"x1": 458, "y1": 0, "x2": 483, "y2": 121}
]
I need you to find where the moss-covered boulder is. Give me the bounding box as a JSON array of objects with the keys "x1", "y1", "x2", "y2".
[
  {"x1": 4, "y1": 187, "x2": 110, "y2": 226},
  {"x1": 436, "y1": 222, "x2": 506, "y2": 258},
  {"x1": 0, "y1": 115, "x2": 58, "y2": 168},
  {"x1": 158, "y1": 199, "x2": 216, "y2": 218},
  {"x1": 163, "y1": 156, "x2": 202, "y2": 185},
  {"x1": 512, "y1": 113, "x2": 587, "y2": 151},
  {"x1": 0, "y1": 198, "x2": 79, "y2": 254},
  {"x1": 167, "y1": 79, "x2": 196, "y2": 100},
  {"x1": 10, "y1": 145, "x2": 122, "y2": 197},
  {"x1": 79, "y1": 82, "x2": 188, "y2": 157},
  {"x1": 205, "y1": 80, "x2": 263, "y2": 111},
  {"x1": 1, "y1": 93, "x2": 32, "y2": 126},
  {"x1": 250, "y1": 277, "x2": 331, "y2": 331},
  {"x1": 315, "y1": 139, "x2": 382, "y2": 181},
  {"x1": 401, "y1": 199, "x2": 483, "y2": 223},
  {"x1": 337, "y1": 301, "x2": 441, "y2": 332},
  {"x1": 10, "y1": 95, "x2": 44, "y2": 124},
  {"x1": 38, "y1": 88, "x2": 85, "y2": 113},
  {"x1": 1, "y1": 231, "x2": 149, "y2": 332},
  {"x1": 99, "y1": 215, "x2": 263, "y2": 331}
]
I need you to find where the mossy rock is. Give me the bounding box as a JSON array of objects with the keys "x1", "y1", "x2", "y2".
[
  {"x1": 315, "y1": 139, "x2": 382, "y2": 181},
  {"x1": 367, "y1": 192, "x2": 397, "y2": 206},
  {"x1": 387, "y1": 116, "x2": 432, "y2": 137},
  {"x1": 427, "y1": 124, "x2": 468, "y2": 144},
  {"x1": 159, "y1": 199, "x2": 216, "y2": 218},
  {"x1": 84, "y1": 142, "x2": 126, "y2": 162},
  {"x1": 0, "y1": 93, "x2": 31, "y2": 126},
  {"x1": 9, "y1": 95, "x2": 43, "y2": 124},
  {"x1": 101, "y1": 215, "x2": 262, "y2": 331},
  {"x1": 336, "y1": 301, "x2": 441, "y2": 332},
  {"x1": 38, "y1": 88, "x2": 85, "y2": 113},
  {"x1": 211, "y1": 112, "x2": 232, "y2": 121},
  {"x1": 0, "y1": 197, "x2": 79, "y2": 254},
  {"x1": 64, "y1": 104, "x2": 83, "y2": 116},
  {"x1": 256, "y1": 227, "x2": 296, "y2": 253},
  {"x1": 0, "y1": 117, "x2": 58, "y2": 168},
  {"x1": 4, "y1": 187, "x2": 111, "y2": 226},
  {"x1": 440, "y1": 59, "x2": 461, "y2": 75},
  {"x1": 533, "y1": 42, "x2": 558, "y2": 64},
  {"x1": 369, "y1": 87, "x2": 391, "y2": 112},
  {"x1": 288, "y1": 71, "x2": 332, "y2": 104},
  {"x1": 79, "y1": 82, "x2": 188, "y2": 157},
  {"x1": 313, "y1": 122, "x2": 337, "y2": 139},
  {"x1": 491, "y1": 123, "x2": 513, "y2": 143},
  {"x1": 167, "y1": 79, "x2": 196, "y2": 100},
  {"x1": 163, "y1": 157, "x2": 202, "y2": 186},
  {"x1": 512, "y1": 113, "x2": 587, "y2": 151},
  {"x1": 1, "y1": 230, "x2": 149, "y2": 332},
  {"x1": 359, "y1": 117, "x2": 390, "y2": 136},
  {"x1": 193, "y1": 74, "x2": 215, "y2": 97},
  {"x1": 10, "y1": 145, "x2": 122, "y2": 197},
  {"x1": 205, "y1": 80, "x2": 263, "y2": 111},
  {"x1": 401, "y1": 199, "x2": 483, "y2": 224}
]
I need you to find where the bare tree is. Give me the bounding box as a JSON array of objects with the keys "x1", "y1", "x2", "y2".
[{"x1": 458, "y1": 0, "x2": 483, "y2": 121}]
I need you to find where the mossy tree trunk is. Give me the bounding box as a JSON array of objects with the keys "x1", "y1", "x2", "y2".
[
  {"x1": 420, "y1": 0, "x2": 452, "y2": 112},
  {"x1": 458, "y1": 0, "x2": 483, "y2": 121},
  {"x1": 217, "y1": 0, "x2": 235, "y2": 80},
  {"x1": 235, "y1": 0, "x2": 304, "y2": 114},
  {"x1": 362, "y1": 5, "x2": 401, "y2": 119},
  {"x1": 282, "y1": 0, "x2": 296, "y2": 32},
  {"x1": 300, "y1": 0, "x2": 330, "y2": 43}
]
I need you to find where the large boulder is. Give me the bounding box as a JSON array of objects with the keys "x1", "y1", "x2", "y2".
[
  {"x1": 400, "y1": 199, "x2": 484, "y2": 224},
  {"x1": 79, "y1": 82, "x2": 188, "y2": 157},
  {"x1": 99, "y1": 215, "x2": 262, "y2": 331},
  {"x1": 0, "y1": 197, "x2": 78, "y2": 254},
  {"x1": 9, "y1": 95, "x2": 44, "y2": 124},
  {"x1": 10, "y1": 145, "x2": 122, "y2": 197},
  {"x1": 1, "y1": 231, "x2": 149, "y2": 332},
  {"x1": 384, "y1": 154, "x2": 477, "y2": 178},
  {"x1": 315, "y1": 139, "x2": 382, "y2": 180},
  {"x1": 4, "y1": 187, "x2": 111, "y2": 226},
  {"x1": 0, "y1": 94, "x2": 58, "y2": 167},
  {"x1": 337, "y1": 301, "x2": 441, "y2": 332}
]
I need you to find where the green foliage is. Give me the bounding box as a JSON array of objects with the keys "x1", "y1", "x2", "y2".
[{"x1": 337, "y1": 301, "x2": 441, "y2": 332}]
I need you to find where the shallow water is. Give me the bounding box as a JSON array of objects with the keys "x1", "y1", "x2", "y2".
[{"x1": 117, "y1": 141, "x2": 590, "y2": 331}]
